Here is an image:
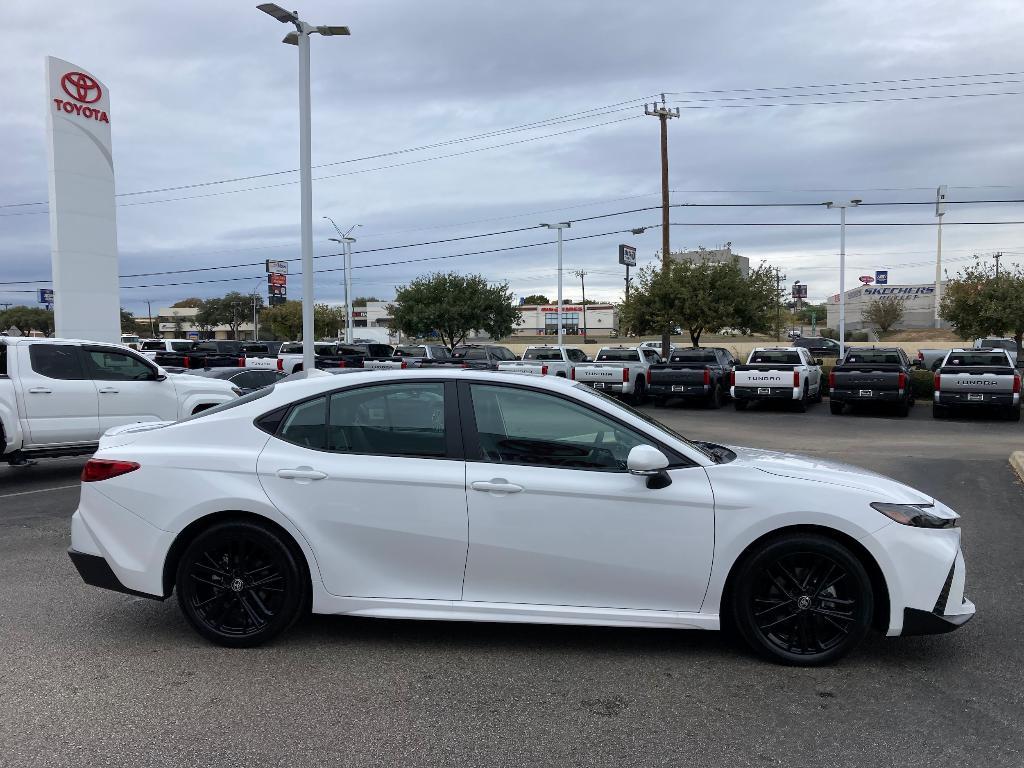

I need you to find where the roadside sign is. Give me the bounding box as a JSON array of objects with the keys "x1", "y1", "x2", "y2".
[
  {"x1": 38, "y1": 288, "x2": 54, "y2": 304},
  {"x1": 265, "y1": 259, "x2": 288, "y2": 275},
  {"x1": 618, "y1": 244, "x2": 637, "y2": 267},
  {"x1": 791, "y1": 283, "x2": 808, "y2": 298},
  {"x1": 268, "y1": 273, "x2": 286, "y2": 287},
  {"x1": 186, "y1": 331, "x2": 199, "y2": 340},
  {"x1": 875, "y1": 270, "x2": 888, "y2": 285},
  {"x1": 858, "y1": 275, "x2": 874, "y2": 285},
  {"x1": 936, "y1": 185, "x2": 947, "y2": 217}
]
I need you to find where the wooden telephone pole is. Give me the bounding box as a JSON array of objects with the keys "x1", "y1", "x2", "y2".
[{"x1": 645, "y1": 95, "x2": 680, "y2": 357}]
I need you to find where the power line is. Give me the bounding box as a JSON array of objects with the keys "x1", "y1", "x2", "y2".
[{"x1": 670, "y1": 89, "x2": 1024, "y2": 110}]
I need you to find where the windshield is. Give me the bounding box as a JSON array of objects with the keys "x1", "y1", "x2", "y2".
[
  {"x1": 978, "y1": 339, "x2": 1016, "y2": 351},
  {"x1": 179, "y1": 386, "x2": 274, "y2": 422},
  {"x1": 572, "y1": 383, "x2": 715, "y2": 462},
  {"x1": 749, "y1": 351, "x2": 801, "y2": 365},
  {"x1": 670, "y1": 350, "x2": 718, "y2": 363},
  {"x1": 596, "y1": 349, "x2": 639, "y2": 362}
]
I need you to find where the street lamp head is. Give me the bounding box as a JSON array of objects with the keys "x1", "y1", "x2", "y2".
[
  {"x1": 316, "y1": 25, "x2": 351, "y2": 36},
  {"x1": 850, "y1": 198, "x2": 862, "y2": 206},
  {"x1": 540, "y1": 222, "x2": 571, "y2": 230},
  {"x1": 257, "y1": 3, "x2": 298, "y2": 23},
  {"x1": 282, "y1": 31, "x2": 299, "y2": 45}
]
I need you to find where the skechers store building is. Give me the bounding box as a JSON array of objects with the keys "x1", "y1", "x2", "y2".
[{"x1": 827, "y1": 283, "x2": 949, "y2": 331}]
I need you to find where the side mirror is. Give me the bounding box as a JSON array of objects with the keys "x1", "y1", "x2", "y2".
[{"x1": 627, "y1": 445, "x2": 672, "y2": 489}]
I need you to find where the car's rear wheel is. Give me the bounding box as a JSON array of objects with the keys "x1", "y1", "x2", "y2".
[
  {"x1": 734, "y1": 399, "x2": 748, "y2": 411},
  {"x1": 829, "y1": 400, "x2": 844, "y2": 415},
  {"x1": 933, "y1": 404, "x2": 950, "y2": 419},
  {"x1": 176, "y1": 520, "x2": 308, "y2": 648},
  {"x1": 707, "y1": 383, "x2": 723, "y2": 409},
  {"x1": 630, "y1": 377, "x2": 646, "y2": 405},
  {"x1": 730, "y1": 534, "x2": 873, "y2": 666},
  {"x1": 1007, "y1": 405, "x2": 1021, "y2": 422},
  {"x1": 793, "y1": 384, "x2": 809, "y2": 413}
]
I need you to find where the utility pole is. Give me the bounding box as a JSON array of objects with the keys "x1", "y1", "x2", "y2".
[
  {"x1": 995, "y1": 251, "x2": 1003, "y2": 277},
  {"x1": 645, "y1": 94, "x2": 680, "y2": 358},
  {"x1": 146, "y1": 299, "x2": 155, "y2": 338},
  {"x1": 774, "y1": 267, "x2": 786, "y2": 341},
  {"x1": 934, "y1": 185, "x2": 946, "y2": 328},
  {"x1": 574, "y1": 270, "x2": 588, "y2": 340}
]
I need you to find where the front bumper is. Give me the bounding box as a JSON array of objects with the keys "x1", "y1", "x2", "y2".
[{"x1": 901, "y1": 551, "x2": 975, "y2": 635}]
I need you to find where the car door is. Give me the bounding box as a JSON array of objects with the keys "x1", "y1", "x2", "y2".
[
  {"x1": 460, "y1": 381, "x2": 715, "y2": 612},
  {"x1": 256, "y1": 379, "x2": 469, "y2": 600},
  {"x1": 18, "y1": 343, "x2": 99, "y2": 446},
  {"x1": 81, "y1": 345, "x2": 179, "y2": 432}
]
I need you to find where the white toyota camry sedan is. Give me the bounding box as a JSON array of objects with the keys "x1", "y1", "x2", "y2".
[{"x1": 69, "y1": 369, "x2": 973, "y2": 665}]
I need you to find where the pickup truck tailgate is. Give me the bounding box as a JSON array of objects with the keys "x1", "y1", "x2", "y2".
[
  {"x1": 938, "y1": 369, "x2": 1016, "y2": 393},
  {"x1": 832, "y1": 369, "x2": 904, "y2": 389},
  {"x1": 574, "y1": 364, "x2": 626, "y2": 382},
  {"x1": 497, "y1": 362, "x2": 547, "y2": 376},
  {"x1": 732, "y1": 366, "x2": 797, "y2": 388}
]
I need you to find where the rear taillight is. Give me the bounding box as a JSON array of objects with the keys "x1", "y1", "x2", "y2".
[
  {"x1": 622, "y1": 367, "x2": 630, "y2": 383},
  {"x1": 934, "y1": 372, "x2": 941, "y2": 391},
  {"x1": 401, "y1": 360, "x2": 408, "y2": 369},
  {"x1": 238, "y1": 357, "x2": 245, "y2": 367},
  {"x1": 82, "y1": 459, "x2": 140, "y2": 483},
  {"x1": 793, "y1": 371, "x2": 800, "y2": 387},
  {"x1": 703, "y1": 369, "x2": 710, "y2": 385},
  {"x1": 1014, "y1": 374, "x2": 1021, "y2": 394},
  {"x1": 898, "y1": 372, "x2": 907, "y2": 389},
  {"x1": 277, "y1": 358, "x2": 283, "y2": 371},
  {"x1": 570, "y1": 367, "x2": 576, "y2": 380},
  {"x1": 541, "y1": 365, "x2": 549, "y2": 376},
  {"x1": 917, "y1": 351, "x2": 923, "y2": 360},
  {"x1": 646, "y1": 368, "x2": 652, "y2": 385},
  {"x1": 828, "y1": 371, "x2": 836, "y2": 388},
  {"x1": 730, "y1": 370, "x2": 736, "y2": 387},
  {"x1": 183, "y1": 355, "x2": 190, "y2": 368},
  {"x1": 461, "y1": 362, "x2": 469, "y2": 368},
  {"x1": 338, "y1": 361, "x2": 346, "y2": 368}
]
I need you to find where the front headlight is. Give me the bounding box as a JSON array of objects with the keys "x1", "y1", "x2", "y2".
[{"x1": 870, "y1": 502, "x2": 958, "y2": 529}]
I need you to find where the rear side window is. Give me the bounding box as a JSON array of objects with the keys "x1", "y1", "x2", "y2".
[
  {"x1": 278, "y1": 397, "x2": 328, "y2": 449},
  {"x1": 28, "y1": 344, "x2": 86, "y2": 380}
]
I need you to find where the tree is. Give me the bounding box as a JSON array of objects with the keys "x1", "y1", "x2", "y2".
[
  {"x1": 861, "y1": 296, "x2": 905, "y2": 336},
  {"x1": 193, "y1": 297, "x2": 221, "y2": 336},
  {"x1": 120, "y1": 308, "x2": 137, "y2": 333},
  {"x1": 389, "y1": 272, "x2": 520, "y2": 349},
  {"x1": 351, "y1": 296, "x2": 379, "y2": 307},
  {"x1": 260, "y1": 300, "x2": 347, "y2": 340},
  {"x1": 194, "y1": 292, "x2": 263, "y2": 339},
  {"x1": 619, "y1": 259, "x2": 777, "y2": 347},
  {"x1": 521, "y1": 294, "x2": 550, "y2": 306},
  {"x1": 171, "y1": 297, "x2": 204, "y2": 308},
  {"x1": 941, "y1": 261, "x2": 1024, "y2": 352},
  {"x1": 0, "y1": 306, "x2": 55, "y2": 337}
]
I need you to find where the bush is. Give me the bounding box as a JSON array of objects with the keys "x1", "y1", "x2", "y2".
[{"x1": 820, "y1": 328, "x2": 838, "y2": 340}]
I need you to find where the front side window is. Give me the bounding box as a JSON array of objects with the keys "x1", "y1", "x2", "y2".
[
  {"x1": 328, "y1": 383, "x2": 446, "y2": 457},
  {"x1": 85, "y1": 348, "x2": 156, "y2": 381},
  {"x1": 29, "y1": 344, "x2": 86, "y2": 380},
  {"x1": 468, "y1": 384, "x2": 647, "y2": 471}
]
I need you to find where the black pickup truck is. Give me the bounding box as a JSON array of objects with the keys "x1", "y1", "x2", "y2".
[
  {"x1": 829, "y1": 347, "x2": 915, "y2": 417},
  {"x1": 435, "y1": 344, "x2": 518, "y2": 370},
  {"x1": 648, "y1": 347, "x2": 737, "y2": 408},
  {"x1": 153, "y1": 340, "x2": 246, "y2": 369},
  {"x1": 310, "y1": 343, "x2": 397, "y2": 370}
]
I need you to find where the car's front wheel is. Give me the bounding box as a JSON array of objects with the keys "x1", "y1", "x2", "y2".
[
  {"x1": 175, "y1": 520, "x2": 308, "y2": 647},
  {"x1": 730, "y1": 534, "x2": 873, "y2": 665}
]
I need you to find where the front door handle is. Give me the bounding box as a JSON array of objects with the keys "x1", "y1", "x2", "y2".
[
  {"x1": 471, "y1": 480, "x2": 524, "y2": 494},
  {"x1": 277, "y1": 467, "x2": 328, "y2": 481},
  {"x1": 97, "y1": 387, "x2": 119, "y2": 394},
  {"x1": 27, "y1": 387, "x2": 52, "y2": 394}
]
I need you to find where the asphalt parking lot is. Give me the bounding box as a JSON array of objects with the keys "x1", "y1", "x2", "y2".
[{"x1": 1, "y1": 402, "x2": 1022, "y2": 767}]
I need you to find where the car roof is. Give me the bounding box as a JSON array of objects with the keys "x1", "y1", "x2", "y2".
[{"x1": 0, "y1": 337, "x2": 134, "y2": 348}]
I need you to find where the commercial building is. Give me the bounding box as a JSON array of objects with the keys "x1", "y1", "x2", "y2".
[
  {"x1": 826, "y1": 283, "x2": 949, "y2": 331},
  {"x1": 512, "y1": 303, "x2": 619, "y2": 337},
  {"x1": 669, "y1": 244, "x2": 750, "y2": 277}
]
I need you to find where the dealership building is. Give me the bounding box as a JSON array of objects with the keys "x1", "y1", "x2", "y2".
[{"x1": 827, "y1": 283, "x2": 949, "y2": 331}]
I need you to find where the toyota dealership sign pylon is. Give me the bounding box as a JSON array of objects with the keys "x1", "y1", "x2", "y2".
[{"x1": 45, "y1": 56, "x2": 120, "y2": 344}]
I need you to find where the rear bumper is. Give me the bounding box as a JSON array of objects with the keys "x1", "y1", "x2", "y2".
[
  {"x1": 648, "y1": 383, "x2": 709, "y2": 398},
  {"x1": 731, "y1": 386, "x2": 798, "y2": 401},
  {"x1": 936, "y1": 392, "x2": 1019, "y2": 407},
  {"x1": 67, "y1": 548, "x2": 164, "y2": 601},
  {"x1": 831, "y1": 388, "x2": 905, "y2": 403},
  {"x1": 579, "y1": 381, "x2": 630, "y2": 394}
]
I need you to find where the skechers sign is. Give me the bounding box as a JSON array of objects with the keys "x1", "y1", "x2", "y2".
[
  {"x1": 52, "y1": 71, "x2": 110, "y2": 123},
  {"x1": 863, "y1": 286, "x2": 934, "y2": 296}
]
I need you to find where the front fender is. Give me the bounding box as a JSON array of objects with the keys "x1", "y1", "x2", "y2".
[
  {"x1": 0, "y1": 388, "x2": 22, "y2": 454},
  {"x1": 177, "y1": 391, "x2": 235, "y2": 418}
]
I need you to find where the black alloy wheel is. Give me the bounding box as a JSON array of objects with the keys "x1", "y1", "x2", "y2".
[
  {"x1": 731, "y1": 534, "x2": 873, "y2": 665},
  {"x1": 176, "y1": 520, "x2": 308, "y2": 647}
]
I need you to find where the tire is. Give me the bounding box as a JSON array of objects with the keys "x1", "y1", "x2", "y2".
[
  {"x1": 176, "y1": 520, "x2": 308, "y2": 648},
  {"x1": 734, "y1": 399, "x2": 749, "y2": 411},
  {"x1": 896, "y1": 400, "x2": 910, "y2": 418},
  {"x1": 630, "y1": 377, "x2": 647, "y2": 405},
  {"x1": 933, "y1": 404, "x2": 949, "y2": 419},
  {"x1": 829, "y1": 400, "x2": 844, "y2": 415},
  {"x1": 730, "y1": 533, "x2": 873, "y2": 666},
  {"x1": 707, "y1": 384, "x2": 723, "y2": 410},
  {"x1": 812, "y1": 383, "x2": 824, "y2": 403},
  {"x1": 652, "y1": 396, "x2": 667, "y2": 408},
  {"x1": 793, "y1": 385, "x2": 809, "y2": 413},
  {"x1": 1008, "y1": 406, "x2": 1021, "y2": 422}
]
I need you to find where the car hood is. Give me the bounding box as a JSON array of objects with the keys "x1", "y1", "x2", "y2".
[
  {"x1": 167, "y1": 373, "x2": 237, "y2": 395},
  {"x1": 724, "y1": 445, "x2": 934, "y2": 504}
]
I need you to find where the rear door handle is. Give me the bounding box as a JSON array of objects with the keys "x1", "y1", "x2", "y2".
[
  {"x1": 277, "y1": 468, "x2": 328, "y2": 481},
  {"x1": 27, "y1": 387, "x2": 52, "y2": 394},
  {"x1": 471, "y1": 480, "x2": 524, "y2": 494},
  {"x1": 97, "y1": 387, "x2": 119, "y2": 394}
]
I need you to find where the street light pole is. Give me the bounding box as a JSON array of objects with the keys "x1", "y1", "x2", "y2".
[
  {"x1": 325, "y1": 217, "x2": 359, "y2": 343},
  {"x1": 826, "y1": 199, "x2": 861, "y2": 359},
  {"x1": 257, "y1": 4, "x2": 350, "y2": 373},
  {"x1": 574, "y1": 270, "x2": 588, "y2": 339},
  {"x1": 934, "y1": 185, "x2": 946, "y2": 329},
  {"x1": 541, "y1": 223, "x2": 571, "y2": 344}
]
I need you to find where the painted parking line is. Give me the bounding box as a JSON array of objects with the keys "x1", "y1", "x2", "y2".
[{"x1": 0, "y1": 484, "x2": 80, "y2": 500}]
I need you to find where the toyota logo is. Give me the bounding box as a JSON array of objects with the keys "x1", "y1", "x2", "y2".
[{"x1": 61, "y1": 71, "x2": 102, "y2": 104}]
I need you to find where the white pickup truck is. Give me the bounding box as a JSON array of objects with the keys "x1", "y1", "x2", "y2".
[
  {"x1": 496, "y1": 345, "x2": 589, "y2": 378},
  {"x1": 731, "y1": 347, "x2": 823, "y2": 412},
  {"x1": 138, "y1": 338, "x2": 197, "y2": 360},
  {"x1": 572, "y1": 346, "x2": 663, "y2": 403},
  {"x1": 934, "y1": 348, "x2": 1021, "y2": 420},
  {"x1": 0, "y1": 337, "x2": 237, "y2": 464}
]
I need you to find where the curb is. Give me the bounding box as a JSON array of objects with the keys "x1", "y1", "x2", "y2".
[{"x1": 1010, "y1": 452, "x2": 1024, "y2": 483}]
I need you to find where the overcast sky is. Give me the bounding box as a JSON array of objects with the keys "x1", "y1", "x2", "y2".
[{"x1": 3, "y1": 0, "x2": 1024, "y2": 315}]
